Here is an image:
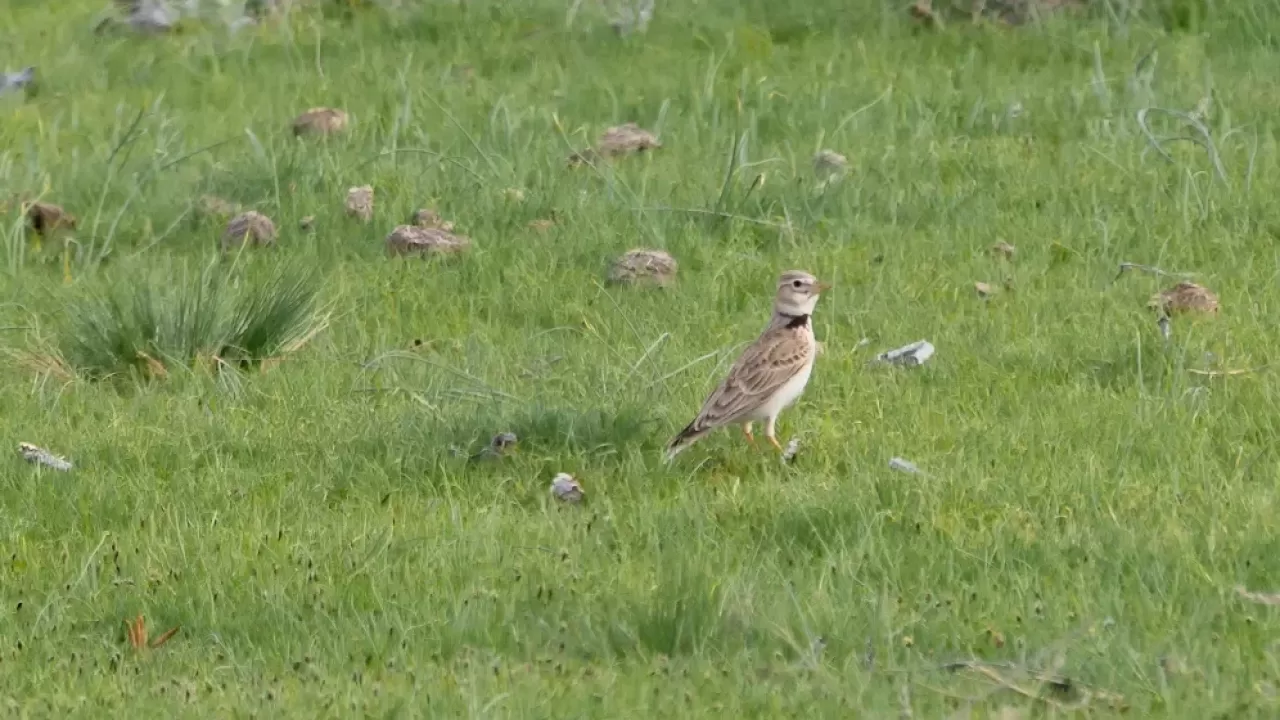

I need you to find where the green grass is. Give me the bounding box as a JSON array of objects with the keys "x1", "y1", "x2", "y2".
[
  {"x1": 4, "y1": 0, "x2": 1280, "y2": 716},
  {"x1": 52, "y1": 258, "x2": 325, "y2": 379}
]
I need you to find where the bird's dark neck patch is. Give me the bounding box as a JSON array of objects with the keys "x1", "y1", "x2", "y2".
[{"x1": 780, "y1": 313, "x2": 810, "y2": 329}]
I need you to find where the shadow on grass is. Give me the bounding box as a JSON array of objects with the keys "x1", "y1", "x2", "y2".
[
  {"x1": 1086, "y1": 346, "x2": 1187, "y2": 394},
  {"x1": 752, "y1": 500, "x2": 871, "y2": 559},
  {"x1": 438, "y1": 401, "x2": 664, "y2": 458}
]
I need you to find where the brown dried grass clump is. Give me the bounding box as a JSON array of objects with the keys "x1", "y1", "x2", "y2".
[
  {"x1": 608, "y1": 248, "x2": 678, "y2": 287},
  {"x1": 599, "y1": 123, "x2": 661, "y2": 156},
  {"x1": 385, "y1": 225, "x2": 471, "y2": 257},
  {"x1": 411, "y1": 208, "x2": 456, "y2": 232},
  {"x1": 568, "y1": 123, "x2": 661, "y2": 165},
  {"x1": 25, "y1": 201, "x2": 77, "y2": 236},
  {"x1": 292, "y1": 107, "x2": 348, "y2": 137},
  {"x1": 345, "y1": 185, "x2": 374, "y2": 222},
  {"x1": 221, "y1": 211, "x2": 278, "y2": 252},
  {"x1": 1149, "y1": 282, "x2": 1220, "y2": 316}
]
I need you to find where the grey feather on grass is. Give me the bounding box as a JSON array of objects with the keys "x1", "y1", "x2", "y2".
[
  {"x1": 18, "y1": 442, "x2": 73, "y2": 471},
  {"x1": 0, "y1": 67, "x2": 35, "y2": 95}
]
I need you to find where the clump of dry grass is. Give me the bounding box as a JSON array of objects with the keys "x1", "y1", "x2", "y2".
[
  {"x1": 385, "y1": 225, "x2": 471, "y2": 257},
  {"x1": 1149, "y1": 281, "x2": 1220, "y2": 316},
  {"x1": 222, "y1": 210, "x2": 278, "y2": 252},
  {"x1": 292, "y1": 107, "x2": 348, "y2": 137},
  {"x1": 607, "y1": 248, "x2": 678, "y2": 287},
  {"x1": 345, "y1": 185, "x2": 374, "y2": 222},
  {"x1": 25, "y1": 200, "x2": 77, "y2": 236},
  {"x1": 598, "y1": 123, "x2": 661, "y2": 155},
  {"x1": 568, "y1": 122, "x2": 662, "y2": 165}
]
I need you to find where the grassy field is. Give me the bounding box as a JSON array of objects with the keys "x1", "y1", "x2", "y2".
[{"x1": 4, "y1": 0, "x2": 1280, "y2": 716}]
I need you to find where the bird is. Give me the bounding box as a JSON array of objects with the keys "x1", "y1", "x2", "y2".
[{"x1": 664, "y1": 270, "x2": 831, "y2": 462}]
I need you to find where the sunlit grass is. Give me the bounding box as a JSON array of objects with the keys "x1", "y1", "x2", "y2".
[{"x1": 2, "y1": 1, "x2": 1280, "y2": 717}]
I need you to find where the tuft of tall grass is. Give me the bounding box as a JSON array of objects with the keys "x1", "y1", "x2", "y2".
[{"x1": 56, "y1": 260, "x2": 327, "y2": 380}]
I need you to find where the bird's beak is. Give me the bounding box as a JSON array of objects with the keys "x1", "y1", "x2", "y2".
[{"x1": 816, "y1": 280, "x2": 833, "y2": 292}]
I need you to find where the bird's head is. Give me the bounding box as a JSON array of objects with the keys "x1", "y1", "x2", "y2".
[{"x1": 774, "y1": 270, "x2": 831, "y2": 316}]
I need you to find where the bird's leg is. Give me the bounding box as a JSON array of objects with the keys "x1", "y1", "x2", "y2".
[
  {"x1": 764, "y1": 417, "x2": 784, "y2": 452},
  {"x1": 741, "y1": 422, "x2": 758, "y2": 450}
]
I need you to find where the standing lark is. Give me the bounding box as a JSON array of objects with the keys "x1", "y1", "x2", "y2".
[{"x1": 664, "y1": 270, "x2": 831, "y2": 461}]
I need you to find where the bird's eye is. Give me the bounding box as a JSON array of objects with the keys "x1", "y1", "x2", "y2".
[{"x1": 792, "y1": 280, "x2": 803, "y2": 288}]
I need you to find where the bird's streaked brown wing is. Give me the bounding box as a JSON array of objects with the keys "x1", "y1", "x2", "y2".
[{"x1": 685, "y1": 328, "x2": 812, "y2": 433}]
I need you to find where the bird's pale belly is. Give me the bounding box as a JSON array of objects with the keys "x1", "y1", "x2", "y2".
[{"x1": 749, "y1": 359, "x2": 815, "y2": 421}]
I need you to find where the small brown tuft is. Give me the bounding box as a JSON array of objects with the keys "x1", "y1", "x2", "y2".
[
  {"x1": 608, "y1": 248, "x2": 678, "y2": 287},
  {"x1": 25, "y1": 201, "x2": 77, "y2": 236},
  {"x1": 1149, "y1": 282, "x2": 1220, "y2": 316},
  {"x1": 597, "y1": 123, "x2": 661, "y2": 157},
  {"x1": 344, "y1": 185, "x2": 374, "y2": 223},
  {"x1": 528, "y1": 218, "x2": 555, "y2": 232},
  {"x1": 292, "y1": 107, "x2": 348, "y2": 137},
  {"x1": 990, "y1": 241, "x2": 1016, "y2": 259},
  {"x1": 385, "y1": 225, "x2": 471, "y2": 257},
  {"x1": 221, "y1": 211, "x2": 278, "y2": 252},
  {"x1": 569, "y1": 123, "x2": 661, "y2": 165},
  {"x1": 411, "y1": 209, "x2": 455, "y2": 232},
  {"x1": 974, "y1": 281, "x2": 996, "y2": 298}
]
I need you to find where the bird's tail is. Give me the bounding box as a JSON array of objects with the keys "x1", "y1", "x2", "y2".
[{"x1": 663, "y1": 422, "x2": 707, "y2": 463}]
